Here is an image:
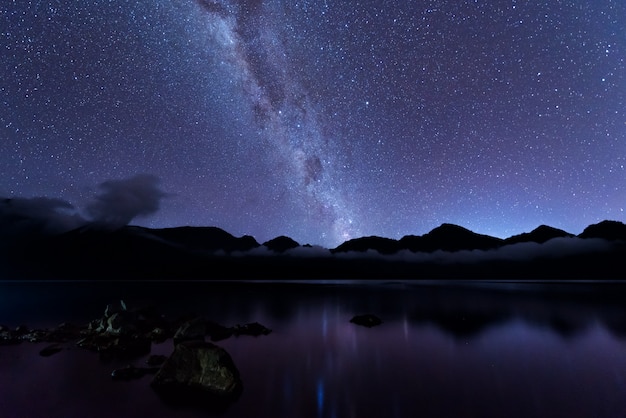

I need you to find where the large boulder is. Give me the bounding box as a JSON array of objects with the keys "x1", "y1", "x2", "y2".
[
  {"x1": 151, "y1": 341, "x2": 242, "y2": 407},
  {"x1": 39, "y1": 344, "x2": 64, "y2": 357}
]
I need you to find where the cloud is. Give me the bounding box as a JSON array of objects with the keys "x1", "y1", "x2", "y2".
[
  {"x1": 329, "y1": 236, "x2": 615, "y2": 265},
  {"x1": 86, "y1": 174, "x2": 168, "y2": 228},
  {"x1": 0, "y1": 196, "x2": 85, "y2": 238}
]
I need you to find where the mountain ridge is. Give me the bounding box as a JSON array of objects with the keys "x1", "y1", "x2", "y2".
[{"x1": 2, "y1": 219, "x2": 625, "y2": 280}]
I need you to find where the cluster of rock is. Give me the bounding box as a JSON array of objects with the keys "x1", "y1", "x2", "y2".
[
  {"x1": 0, "y1": 321, "x2": 83, "y2": 356},
  {"x1": 1, "y1": 302, "x2": 387, "y2": 410},
  {"x1": 0, "y1": 300, "x2": 271, "y2": 408}
]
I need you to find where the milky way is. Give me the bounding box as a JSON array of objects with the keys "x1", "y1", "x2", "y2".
[
  {"x1": 1, "y1": 1, "x2": 624, "y2": 247},
  {"x1": 194, "y1": 0, "x2": 358, "y2": 243}
]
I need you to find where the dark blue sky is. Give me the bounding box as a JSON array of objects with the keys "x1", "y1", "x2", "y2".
[{"x1": 1, "y1": 0, "x2": 624, "y2": 247}]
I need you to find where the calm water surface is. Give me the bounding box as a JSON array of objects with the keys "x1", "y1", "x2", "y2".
[{"x1": 1, "y1": 280, "x2": 626, "y2": 418}]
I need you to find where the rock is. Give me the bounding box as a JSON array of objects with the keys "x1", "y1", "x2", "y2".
[
  {"x1": 104, "y1": 300, "x2": 127, "y2": 318},
  {"x1": 14, "y1": 325, "x2": 30, "y2": 336},
  {"x1": 151, "y1": 341, "x2": 242, "y2": 406},
  {"x1": 77, "y1": 334, "x2": 151, "y2": 360},
  {"x1": 232, "y1": 322, "x2": 272, "y2": 337},
  {"x1": 205, "y1": 321, "x2": 233, "y2": 342},
  {"x1": 87, "y1": 318, "x2": 106, "y2": 333},
  {"x1": 148, "y1": 327, "x2": 168, "y2": 343},
  {"x1": 75, "y1": 302, "x2": 158, "y2": 360},
  {"x1": 173, "y1": 317, "x2": 208, "y2": 345},
  {"x1": 0, "y1": 325, "x2": 44, "y2": 345},
  {"x1": 100, "y1": 301, "x2": 169, "y2": 338},
  {"x1": 350, "y1": 314, "x2": 383, "y2": 328},
  {"x1": 18, "y1": 328, "x2": 47, "y2": 343},
  {"x1": 105, "y1": 311, "x2": 138, "y2": 335},
  {"x1": 39, "y1": 344, "x2": 64, "y2": 357},
  {"x1": 44, "y1": 323, "x2": 82, "y2": 343},
  {"x1": 0, "y1": 326, "x2": 20, "y2": 345}
]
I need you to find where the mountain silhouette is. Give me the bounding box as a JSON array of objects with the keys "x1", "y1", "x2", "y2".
[
  {"x1": 262, "y1": 236, "x2": 300, "y2": 253},
  {"x1": 332, "y1": 236, "x2": 400, "y2": 255},
  {"x1": 332, "y1": 224, "x2": 505, "y2": 255},
  {"x1": 143, "y1": 226, "x2": 260, "y2": 253},
  {"x1": 578, "y1": 220, "x2": 626, "y2": 241},
  {"x1": 2, "y1": 219, "x2": 626, "y2": 280},
  {"x1": 504, "y1": 225, "x2": 574, "y2": 245},
  {"x1": 398, "y1": 223, "x2": 504, "y2": 253}
]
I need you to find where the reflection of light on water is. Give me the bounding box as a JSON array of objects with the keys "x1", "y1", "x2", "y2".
[
  {"x1": 322, "y1": 307, "x2": 328, "y2": 340},
  {"x1": 317, "y1": 378, "x2": 325, "y2": 417},
  {"x1": 5, "y1": 282, "x2": 626, "y2": 417},
  {"x1": 403, "y1": 315, "x2": 410, "y2": 341},
  {"x1": 282, "y1": 374, "x2": 293, "y2": 403}
]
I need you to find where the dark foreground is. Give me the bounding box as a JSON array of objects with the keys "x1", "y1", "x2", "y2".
[
  {"x1": 2, "y1": 280, "x2": 626, "y2": 417},
  {"x1": 5, "y1": 239, "x2": 626, "y2": 280}
]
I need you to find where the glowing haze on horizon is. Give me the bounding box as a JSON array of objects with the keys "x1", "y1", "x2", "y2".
[{"x1": 1, "y1": 1, "x2": 624, "y2": 247}]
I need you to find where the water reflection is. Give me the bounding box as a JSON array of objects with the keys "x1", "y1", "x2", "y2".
[{"x1": 1, "y1": 280, "x2": 626, "y2": 417}]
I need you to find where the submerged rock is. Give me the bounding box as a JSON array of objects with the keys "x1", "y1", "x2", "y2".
[
  {"x1": 232, "y1": 322, "x2": 272, "y2": 337},
  {"x1": 350, "y1": 314, "x2": 383, "y2": 328},
  {"x1": 151, "y1": 341, "x2": 242, "y2": 406},
  {"x1": 39, "y1": 344, "x2": 64, "y2": 357}
]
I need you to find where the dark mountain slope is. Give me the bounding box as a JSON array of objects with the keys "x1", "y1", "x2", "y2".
[
  {"x1": 263, "y1": 236, "x2": 300, "y2": 253},
  {"x1": 399, "y1": 223, "x2": 504, "y2": 253},
  {"x1": 332, "y1": 236, "x2": 400, "y2": 255},
  {"x1": 504, "y1": 225, "x2": 574, "y2": 245},
  {"x1": 579, "y1": 220, "x2": 626, "y2": 241},
  {"x1": 142, "y1": 226, "x2": 260, "y2": 253}
]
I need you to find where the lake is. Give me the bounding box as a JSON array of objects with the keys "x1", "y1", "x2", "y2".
[{"x1": 1, "y1": 280, "x2": 626, "y2": 417}]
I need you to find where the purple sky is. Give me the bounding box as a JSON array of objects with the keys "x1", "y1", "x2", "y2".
[{"x1": 1, "y1": 0, "x2": 624, "y2": 247}]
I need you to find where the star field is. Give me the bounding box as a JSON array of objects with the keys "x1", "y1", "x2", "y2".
[{"x1": 1, "y1": 0, "x2": 624, "y2": 248}]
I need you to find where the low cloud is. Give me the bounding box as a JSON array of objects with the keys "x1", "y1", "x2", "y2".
[
  {"x1": 328, "y1": 236, "x2": 615, "y2": 264},
  {"x1": 86, "y1": 174, "x2": 168, "y2": 228},
  {"x1": 0, "y1": 174, "x2": 168, "y2": 236},
  {"x1": 0, "y1": 196, "x2": 85, "y2": 237}
]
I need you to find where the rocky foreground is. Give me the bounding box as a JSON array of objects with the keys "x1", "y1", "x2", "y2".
[
  {"x1": 0, "y1": 300, "x2": 273, "y2": 410},
  {"x1": 0, "y1": 299, "x2": 385, "y2": 410}
]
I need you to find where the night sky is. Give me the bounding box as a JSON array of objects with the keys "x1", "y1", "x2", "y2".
[{"x1": 1, "y1": 1, "x2": 624, "y2": 248}]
